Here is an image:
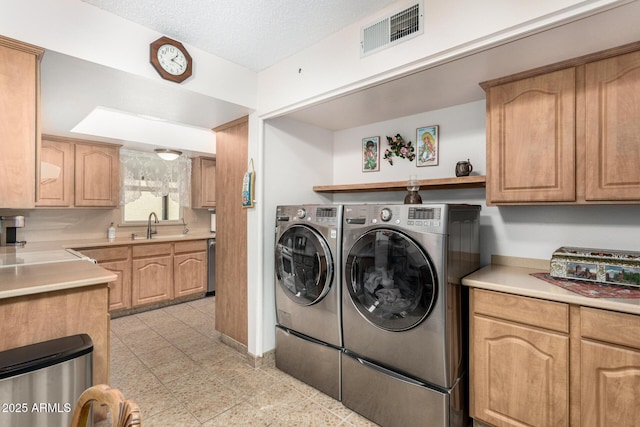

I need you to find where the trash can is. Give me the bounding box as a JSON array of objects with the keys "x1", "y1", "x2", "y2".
[{"x1": 0, "y1": 334, "x2": 93, "y2": 427}]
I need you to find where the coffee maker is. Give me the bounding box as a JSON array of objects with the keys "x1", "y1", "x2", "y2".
[{"x1": 0, "y1": 216, "x2": 26, "y2": 246}]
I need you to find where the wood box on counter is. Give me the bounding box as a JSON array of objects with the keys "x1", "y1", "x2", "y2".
[{"x1": 550, "y1": 246, "x2": 640, "y2": 288}]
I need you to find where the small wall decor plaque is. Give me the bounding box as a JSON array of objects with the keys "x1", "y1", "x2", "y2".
[
  {"x1": 362, "y1": 136, "x2": 380, "y2": 172},
  {"x1": 416, "y1": 125, "x2": 439, "y2": 167}
]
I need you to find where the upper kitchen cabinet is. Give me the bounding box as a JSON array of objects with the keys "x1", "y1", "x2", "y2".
[
  {"x1": 37, "y1": 135, "x2": 120, "y2": 208},
  {"x1": 191, "y1": 156, "x2": 216, "y2": 208},
  {"x1": 482, "y1": 41, "x2": 640, "y2": 205},
  {"x1": 484, "y1": 68, "x2": 576, "y2": 203},
  {"x1": 37, "y1": 136, "x2": 74, "y2": 207},
  {"x1": 74, "y1": 141, "x2": 120, "y2": 207},
  {"x1": 0, "y1": 36, "x2": 43, "y2": 209},
  {"x1": 585, "y1": 50, "x2": 640, "y2": 201}
]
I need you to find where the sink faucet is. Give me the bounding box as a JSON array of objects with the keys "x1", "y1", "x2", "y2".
[{"x1": 147, "y1": 212, "x2": 159, "y2": 239}]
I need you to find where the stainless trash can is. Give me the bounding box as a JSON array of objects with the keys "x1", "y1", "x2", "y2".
[{"x1": 0, "y1": 334, "x2": 93, "y2": 427}]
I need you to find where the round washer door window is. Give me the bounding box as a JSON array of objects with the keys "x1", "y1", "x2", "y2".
[
  {"x1": 344, "y1": 229, "x2": 437, "y2": 331},
  {"x1": 275, "y1": 225, "x2": 333, "y2": 306}
]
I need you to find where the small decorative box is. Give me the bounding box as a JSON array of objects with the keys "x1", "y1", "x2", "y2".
[{"x1": 550, "y1": 247, "x2": 640, "y2": 288}]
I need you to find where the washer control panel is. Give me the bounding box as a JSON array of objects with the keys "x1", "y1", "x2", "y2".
[{"x1": 345, "y1": 205, "x2": 445, "y2": 232}]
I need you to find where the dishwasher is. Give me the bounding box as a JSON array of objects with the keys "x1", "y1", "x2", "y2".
[{"x1": 207, "y1": 238, "x2": 216, "y2": 295}]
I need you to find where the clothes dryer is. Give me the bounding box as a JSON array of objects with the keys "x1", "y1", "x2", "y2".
[
  {"x1": 274, "y1": 204, "x2": 342, "y2": 400},
  {"x1": 341, "y1": 204, "x2": 480, "y2": 427}
]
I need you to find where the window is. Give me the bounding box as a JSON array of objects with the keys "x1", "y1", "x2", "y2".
[{"x1": 120, "y1": 149, "x2": 191, "y2": 223}]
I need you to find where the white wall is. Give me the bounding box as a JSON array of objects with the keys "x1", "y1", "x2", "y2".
[
  {"x1": 329, "y1": 102, "x2": 640, "y2": 267},
  {"x1": 259, "y1": 117, "x2": 334, "y2": 352},
  {"x1": 1, "y1": 0, "x2": 256, "y2": 108},
  {"x1": 257, "y1": 0, "x2": 627, "y2": 115}
]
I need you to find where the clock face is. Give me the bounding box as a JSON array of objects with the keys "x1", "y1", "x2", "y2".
[{"x1": 157, "y1": 44, "x2": 188, "y2": 76}]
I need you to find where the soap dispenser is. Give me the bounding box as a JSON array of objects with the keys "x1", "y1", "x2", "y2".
[{"x1": 107, "y1": 222, "x2": 116, "y2": 240}]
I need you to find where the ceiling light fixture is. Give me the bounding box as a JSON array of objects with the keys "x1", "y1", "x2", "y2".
[{"x1": 154, "y1": 148, "x2": 182, "y2": 161}]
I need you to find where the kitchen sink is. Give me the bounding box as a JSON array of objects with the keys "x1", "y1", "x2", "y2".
[{"x1": 131, "y1": 234, "x2": 189, "y2": 241}]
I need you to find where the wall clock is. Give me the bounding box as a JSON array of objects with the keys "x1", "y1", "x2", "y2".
[{"x1": 149, "y1": 36, "x2": 193, "y2": 83}]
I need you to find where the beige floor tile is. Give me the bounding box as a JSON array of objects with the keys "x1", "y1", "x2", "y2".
[
  {"x1": 109, "y1": 297, "x2": 376, "y2": 426},
  {"x1": 201, "y1": 402, "x2": 273, "y2": 427}
]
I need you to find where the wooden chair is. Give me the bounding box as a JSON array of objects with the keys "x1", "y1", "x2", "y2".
[{"x1": 70, "y1": 384, "x2": 141, "y2": 427}]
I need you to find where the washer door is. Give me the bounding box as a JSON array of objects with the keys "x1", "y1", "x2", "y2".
[
  {"x1": 344, "y1": 228, "x2": 437, "y2": 331},
  {"x1": 276, "y1": 224, "x2": 333, "y2": 306}
]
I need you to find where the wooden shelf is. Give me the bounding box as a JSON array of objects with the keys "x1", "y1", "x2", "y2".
[{"x1": 313, "y1": 175, "x2": 486, "y2": 193}]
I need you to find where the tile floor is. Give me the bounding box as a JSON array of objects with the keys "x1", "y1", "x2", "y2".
[{"x1": 110, "y1": 296, "x2": 378, "y2": 426}]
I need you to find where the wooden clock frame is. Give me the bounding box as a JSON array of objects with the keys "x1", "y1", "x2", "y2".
[{"x1": 149, "y1": 36, "x2": 193, "y2": 83}]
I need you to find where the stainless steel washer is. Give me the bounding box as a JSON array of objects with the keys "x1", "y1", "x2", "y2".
[
  {"x1": 341, "y1": 204, "x2": 480, "y2": 427},
  {"x1": 274, "y1": 204, "x2": 342, "y2": 400}
]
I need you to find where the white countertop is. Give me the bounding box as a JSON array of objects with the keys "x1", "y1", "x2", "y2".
[
  {"x1": 0, "y1": 232, "x2": 213, "y2": 300},
  {"x1": 0, "y1": 259, "x2": 116, "y2": 299},
  {"x1": 462, "y1": 256, "x2": 640, "y2": 315}
]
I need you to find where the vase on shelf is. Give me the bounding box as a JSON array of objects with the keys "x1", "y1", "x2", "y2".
[{"x1": 404, "y1": 175, "x2": 422, "y2": 204}]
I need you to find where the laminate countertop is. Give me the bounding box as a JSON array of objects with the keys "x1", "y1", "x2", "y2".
[
  {"x1": 0, "y1": 232, "x2": 213, "y2": 300},
  {"x1": 0, "y1": 257, "x2": 116, "y2": 299},
  {"x1": 462, "y1": 255, "x2": 640, "y2": 316}
]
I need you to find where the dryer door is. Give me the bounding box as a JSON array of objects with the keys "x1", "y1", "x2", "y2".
[
  {"x1": 276, "y1": 224, "x2": 333, "y2": 306},
  {"x1": 344, "y1": 228, "x2": 437, "y2": 331}
]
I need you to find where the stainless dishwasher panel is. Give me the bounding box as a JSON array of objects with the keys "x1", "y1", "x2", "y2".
[
  {"x1": 207, "y1": 238, "x2": 216, "y2": 295},
  {"x1": 0, "y1": 334, "x2": 93, "y2": 427}
]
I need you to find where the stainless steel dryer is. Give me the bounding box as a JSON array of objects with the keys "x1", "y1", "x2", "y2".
[
  {"x1": 341, "y1": 204, "x2": 480, "y2": 427},
  {"x1": 274, "y1": 204, "x2": 342, "y2": 400}
]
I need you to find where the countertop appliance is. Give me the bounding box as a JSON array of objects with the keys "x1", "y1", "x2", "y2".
[
  {"x1": 0, "y1": 215, "x2": 26, "y2": 247},
  {"x1": 274, "y1": 204, "x2": 343, "y2": 400},
  {"x1": 207, "y1": 238, "x2": 216, "y2": 295},
  {"x1": 340, "y1": 204, "x2": 480, "y2": 427}
]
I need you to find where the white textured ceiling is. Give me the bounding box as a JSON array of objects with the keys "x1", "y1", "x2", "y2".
[{"x1": 81, "y1": 0, "x2": 396, "y2": 71}]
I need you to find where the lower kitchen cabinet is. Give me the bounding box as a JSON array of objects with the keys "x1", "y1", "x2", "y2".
[
  {"x1": 470, "y1": 288, "x2": 640, "y2": 427},
  {"x1": 174, "y1": 240, "x2": 207, "y2": 298},
  {"x1": 580, "y1": 307, "x2": 640, "y2": 427},
  {"x1": 471, "y1": 289, "x2": 569, "y2": 427},
  {"x1": 132, "y1": 243, "x2": 173, "y2": 307},
  {"x1": 75, "y1": 246, "x2": 131, "y2": 311},
  {"x1": 76, "y1": 239, "x2": 208, "y2": 313}
]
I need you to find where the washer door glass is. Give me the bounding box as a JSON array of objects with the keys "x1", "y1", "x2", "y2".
[
  {"x1": 345, "y1": 228, "x2": 437, "y2": 331},
  {"x1": 276, "y1": 225, "x2": 333, "y2": 306}
]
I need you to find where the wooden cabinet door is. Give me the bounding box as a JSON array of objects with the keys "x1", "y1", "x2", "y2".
[
  {"x1": 37, "y1": 138, "x2": 74, "y2": 207},
  {"x1": 75, "y1": 143, "x2": 119, "y2": 207},
  {"x1": 585, "y1": 50, "x2": 640, "y2": 201},
  {"x1": 174, "y1": 251, "x2": 206, "y2": 298},
  {"x1": 0, "y1": 37, "x2": 42, "y2": 208},
  {"x1": 192, "y1": 157, "x2": 216, "y2": 208},
  {"x1": 77, "y1": 246, "x2": 132, "y2": 312},
  {"x1": 486, "y1": 68, "x2": 576, "y2": 203},
  {"x1": 581, "y1": 340, "x2": 640, "y2": 427},
  {"x1": 132, "y1": 255, "x2": 173, "y2": 307},
  {"x1": 472, "y1": 315, "x2": 569, "y2": 427},
  {"x1": 101, "y1": 259, "x2": 132, "y2": 311}
]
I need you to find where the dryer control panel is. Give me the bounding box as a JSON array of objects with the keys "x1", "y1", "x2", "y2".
[{"x1": 344, "y1": 204, "x2": 446, "y2": 233}]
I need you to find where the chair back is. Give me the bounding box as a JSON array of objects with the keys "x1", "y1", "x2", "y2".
[{"x1": 70, "y1": 384, "x2": 141, "y2": 427}]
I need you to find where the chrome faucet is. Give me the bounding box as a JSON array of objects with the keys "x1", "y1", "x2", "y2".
[{"x1": 147, "y1": 212, "x2": 159, "y2": 239}]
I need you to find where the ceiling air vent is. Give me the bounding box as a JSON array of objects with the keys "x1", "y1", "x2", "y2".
[{"x1": 361, "y1": 1, "x2": 423, "y2": 57}]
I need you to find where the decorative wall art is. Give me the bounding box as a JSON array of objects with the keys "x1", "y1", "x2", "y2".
[
  {"x1": 416, "y1": 125, "x2": 439, "y2": 167},
  {"x1": 383, "y1": 133, "x2": 415, "y2": 165},
  {"x1": 362, "y1": 136, "x2": 380, "y2": 172}
]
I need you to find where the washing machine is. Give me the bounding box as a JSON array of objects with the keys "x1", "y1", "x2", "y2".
[
  {"x1": 274, "y1": 204, "x2": 342, "y2": 400},
  {"x1": 341, "y1": 203, "x2": 480, "y2": 427}
]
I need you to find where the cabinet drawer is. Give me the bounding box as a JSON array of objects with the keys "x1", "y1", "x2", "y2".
[
  {"x1": 473, "y1": 289, "x2": 569, "y2": 333},
  {"x1": 132, "y1": 243, "x2": 172, "y2": 258},
  {"x1": 174, "y1": 239, "x2": 207, "y2": 254},
  {"x1": 581, "y1": 307, "x2": 640, "y2": 349},
  {"x1": 77, "y1": 246, "x2": 129, "y2": 262}
]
